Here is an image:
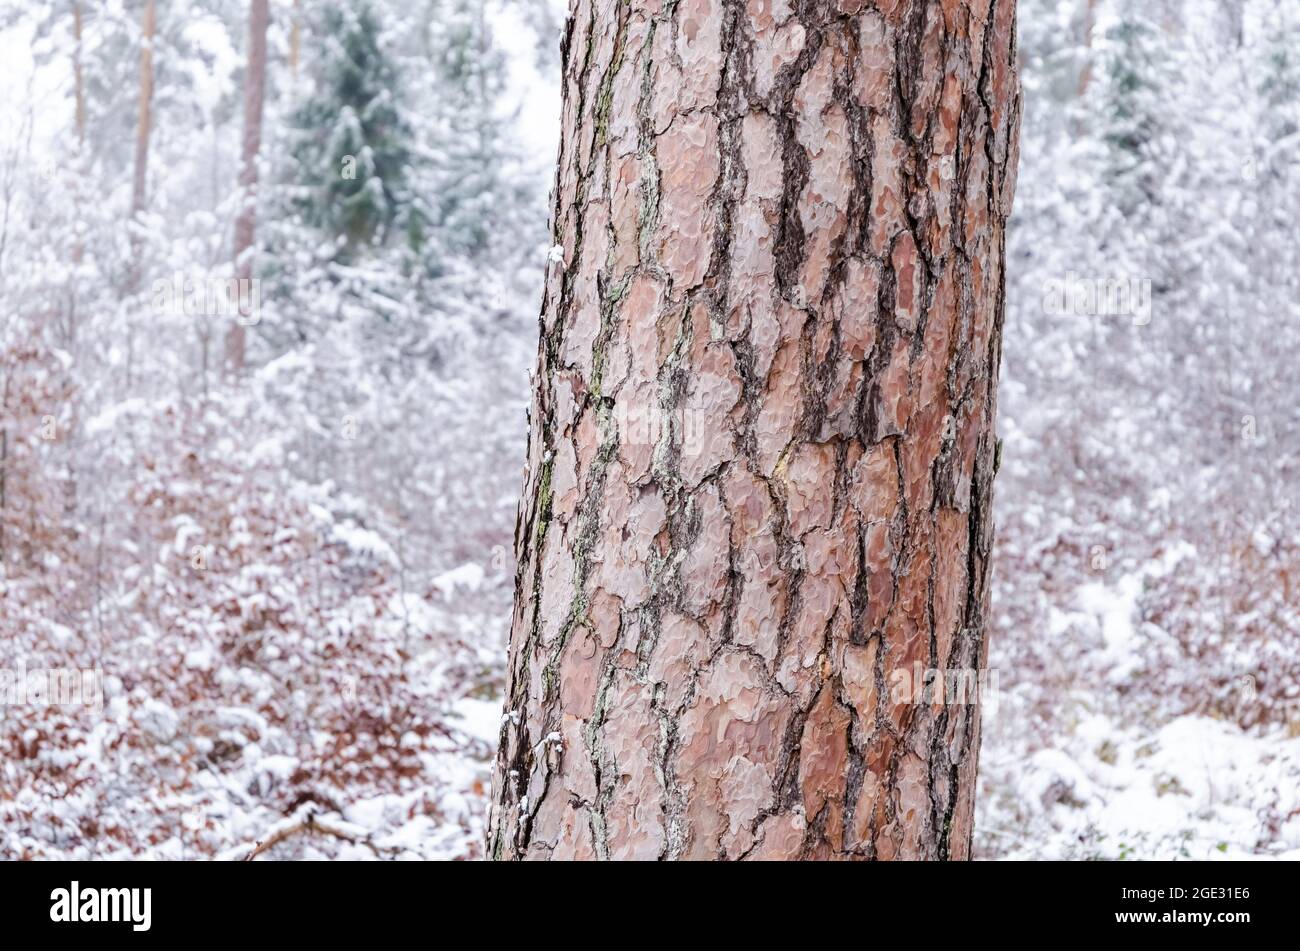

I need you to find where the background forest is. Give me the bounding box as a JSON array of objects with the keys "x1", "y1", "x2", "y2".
[{"x1": 0, "y1": 0, "x2": 1297, "y2": 859}]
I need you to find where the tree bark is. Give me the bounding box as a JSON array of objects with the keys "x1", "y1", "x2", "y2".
[
  {"x1": 289, "y1": 0, "x2": 301, "y2": 79},
  {"x1": 225, "y1": 0, "x2": 271, "y2": 374},
  {"x1": 131, "y1": 0, "x2": 155, "y2": 219},
  {"x1": 127, "y1": 0, "x2": 156, "y2": 294},
  {"x1": 1076, "y1": 0, "x2": 1095, "y2": 99},
  {"x1": 490, "y1": 0, "x2": 1020, "y2": 861},
  {"x1": 73, "y1": 1, "x2": 86, "y2": 148}
]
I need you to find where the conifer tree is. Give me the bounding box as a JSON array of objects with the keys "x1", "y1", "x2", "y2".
[
  {"x1": 285, "y1": 0, "x2": 413, "y2": 259},
  {"x1": 417, "y1": 0, "x2": 530, "y2": 264},
  {"x1": 1092, "y1": 7, "x2": 1180, "y2": 214}
]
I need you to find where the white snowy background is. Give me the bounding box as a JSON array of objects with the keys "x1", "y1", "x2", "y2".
[{"x1": 0, "y1": 0, "x2": 1296, "y2": 860}]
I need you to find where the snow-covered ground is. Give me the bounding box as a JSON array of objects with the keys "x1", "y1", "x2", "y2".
[
  {"x1": 981, "y1": 708, "x2": 1300, "y2": 860},
  {"x1": 976, "y1": 558, "x2": 1300, "y2": 860}
]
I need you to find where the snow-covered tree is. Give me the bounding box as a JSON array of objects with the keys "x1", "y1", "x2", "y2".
[{"x1": 283, "y1": 0, "x2": 414, "y2": 258}]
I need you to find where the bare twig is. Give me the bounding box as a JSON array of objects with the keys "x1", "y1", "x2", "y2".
[{"x1": 236, "y1": 806, "x2": 403, "y2": 861}]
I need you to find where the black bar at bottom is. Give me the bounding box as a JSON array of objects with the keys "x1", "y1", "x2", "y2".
[{"x1": 0, "y1": 859, "x2": 1281, "y2": 938}]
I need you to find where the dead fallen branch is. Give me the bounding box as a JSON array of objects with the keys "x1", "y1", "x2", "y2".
[{"x1": 230, "y1": 805, "x2": 403, "y2": 861}]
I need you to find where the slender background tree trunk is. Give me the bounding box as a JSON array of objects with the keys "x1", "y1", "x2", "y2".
[
  {"x1": 73, "y1": 1, "x2": 86, "y2": 149},
  {"x1": 290, "y1": 0, "x2": 301, "y2": 80},
  {"x1": 71, "y1": 1, "x2": 87, "y2": 268},
  {"x1": 225, "y1": 0, "x2": 270, "y2": 373},
  {"x1": 131, "y1": 0, "x2": 155, "y2": 220},
  {"x1": 1076, "y1": 0, "x2": 1095, "y2": 99},
  {"x1": 127, "y1": 0, "x2": 156, "y2": 298},
  {"x1": 490, "y1": 0, "x2": 1020, "y2": 860}
]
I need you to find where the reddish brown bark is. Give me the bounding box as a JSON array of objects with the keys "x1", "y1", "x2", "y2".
[
  {"x1": 490, "y1": 0, "x2": 1020, "y2": 861},
  {"x1": 225, "y1": 0, "x2": 270, "y2": 374}
]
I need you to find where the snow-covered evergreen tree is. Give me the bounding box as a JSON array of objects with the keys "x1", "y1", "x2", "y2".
[
  {"x1": 416, "y1": 0, "x2": 531, "y2": 265},
  {"x1": 283, "y1": 0, "x2": 414, "y2": 258},
  {"x1": 1092, "y1": 6, "x2": 1182, "y2": 215}
]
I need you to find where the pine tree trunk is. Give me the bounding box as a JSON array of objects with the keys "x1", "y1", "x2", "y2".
[
  {"x1": 225, "y1": 0, "x2": 270, "y2": 373},
  {"x1": 490, "y1": 0, "x2": 1020, "y2": 861}
]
